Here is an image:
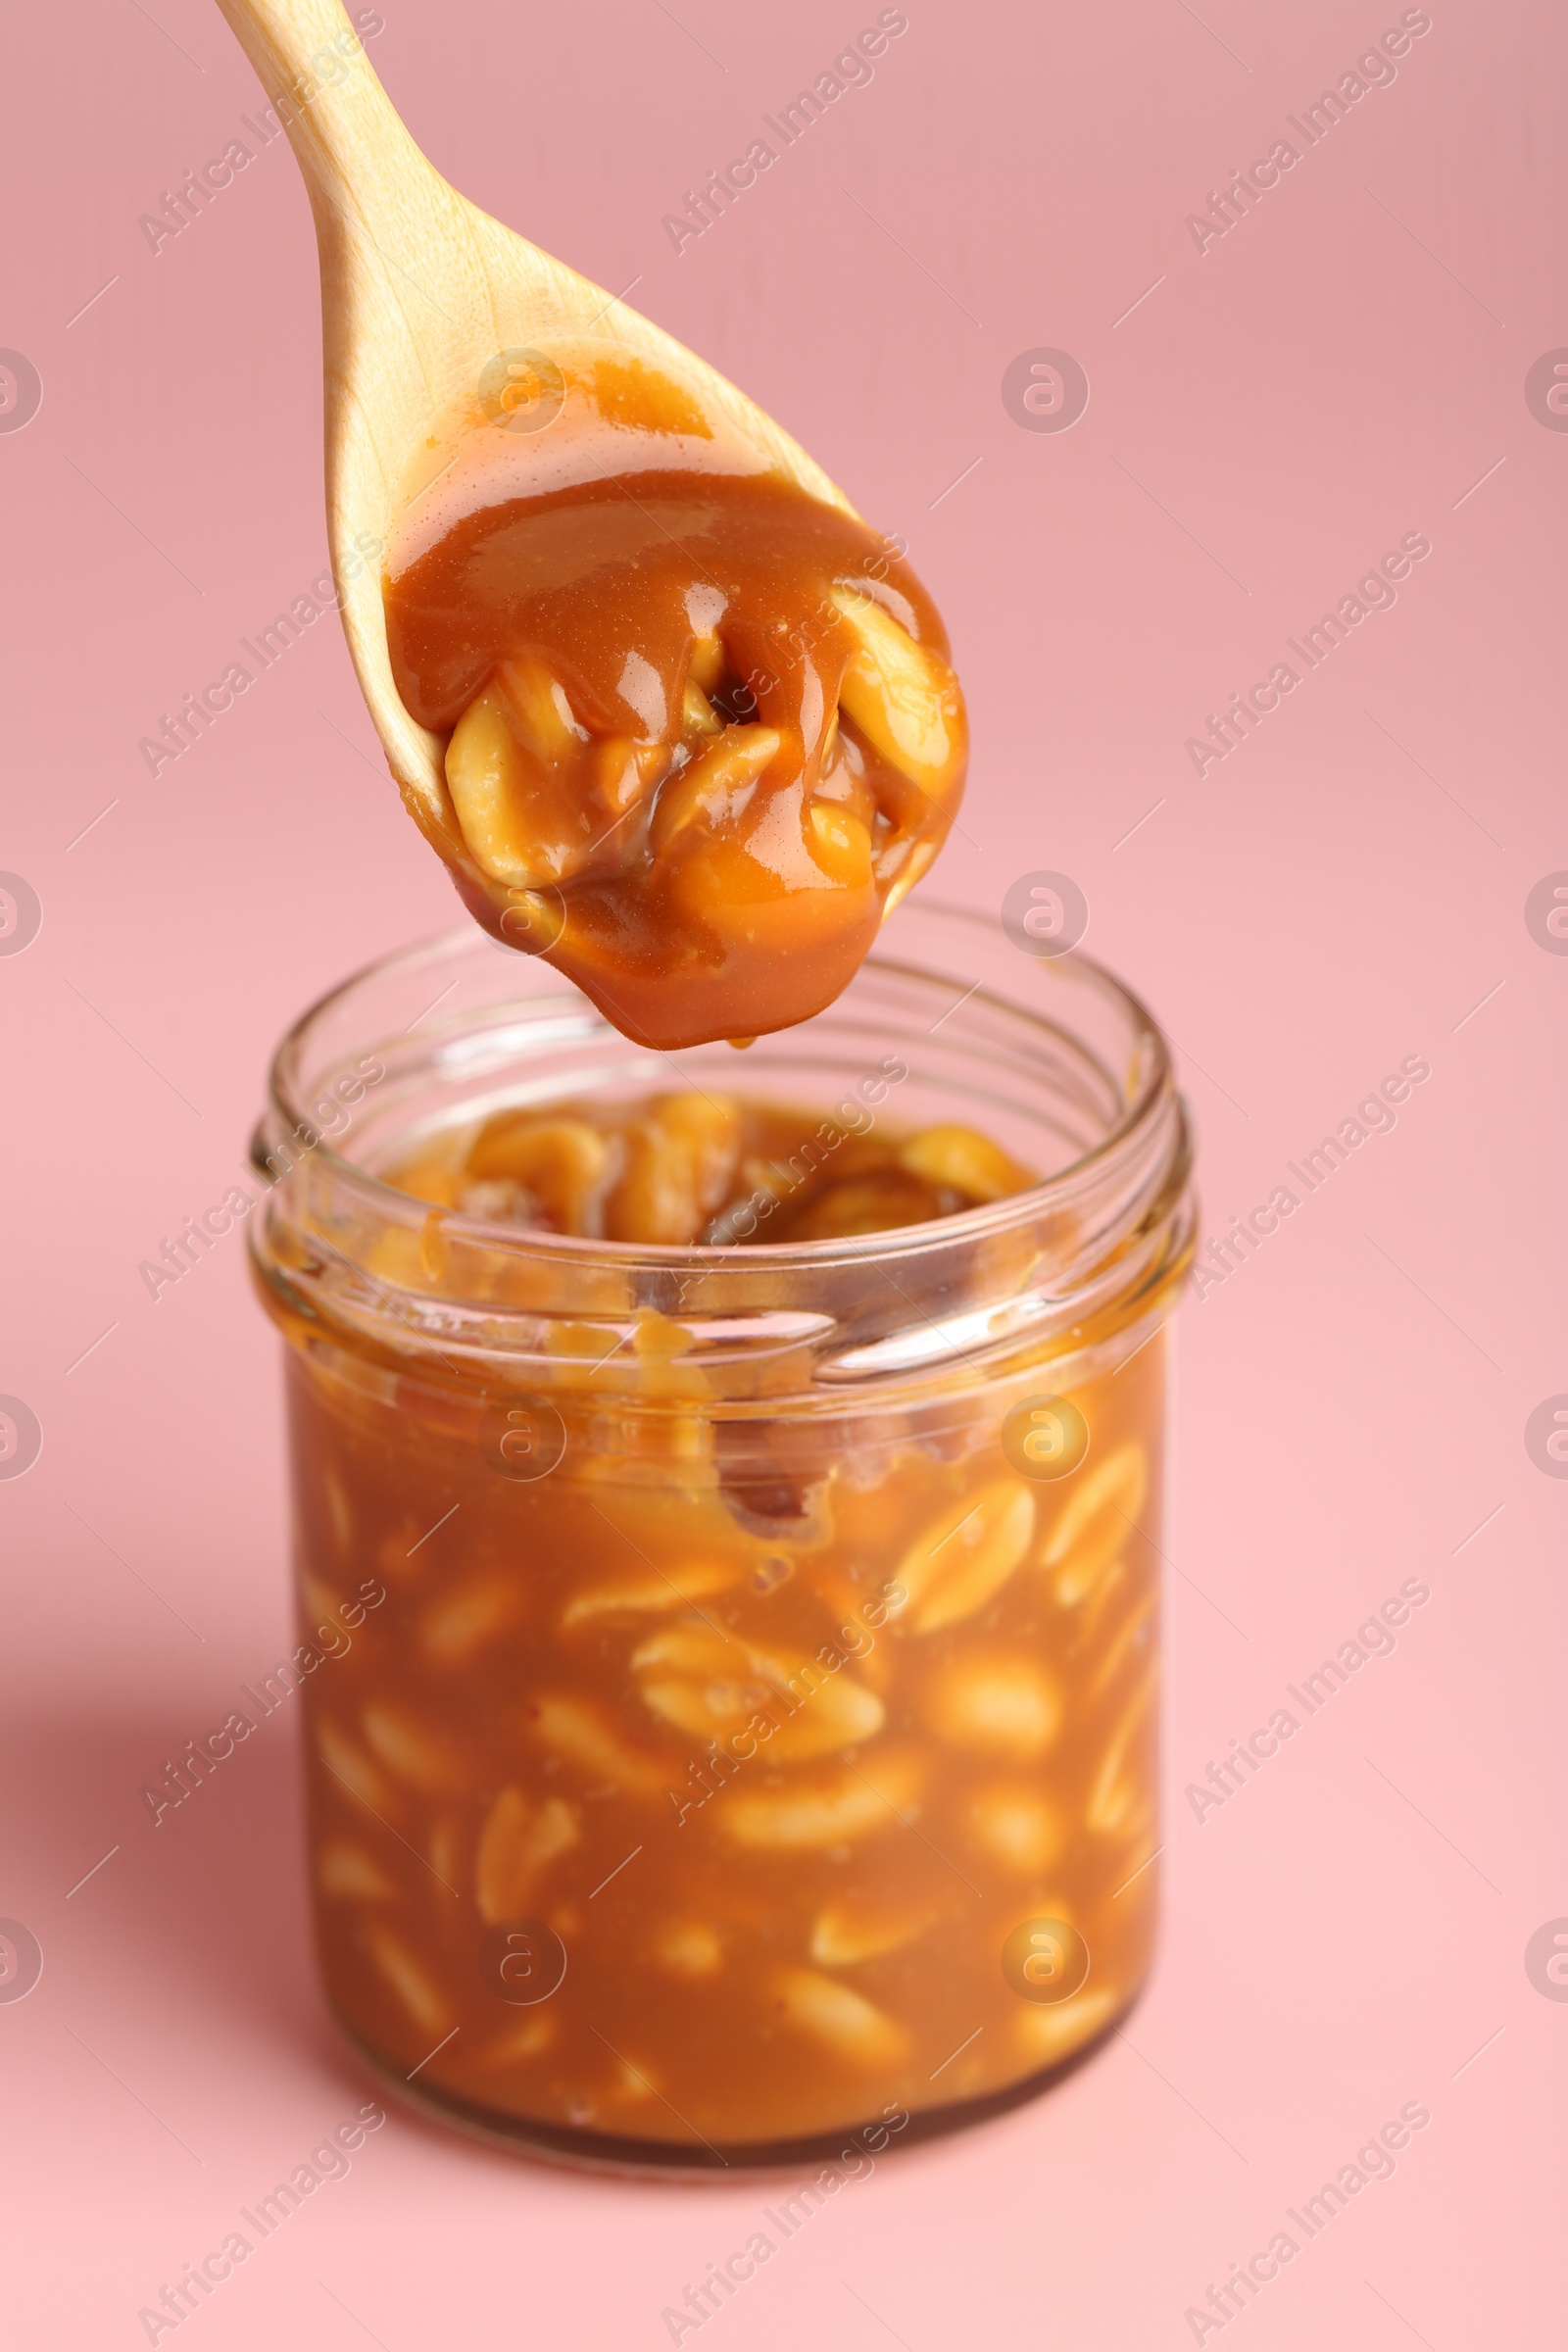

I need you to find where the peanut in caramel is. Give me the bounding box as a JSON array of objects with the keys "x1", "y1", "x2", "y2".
[{"x1": 270, "y1": 1087, "x2": 1165, "y2": 2159}]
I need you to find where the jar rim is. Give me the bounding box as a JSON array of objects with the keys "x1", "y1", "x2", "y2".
[{"x1": 262, "y1": 900, "x2": 1181, "y2": 1269}]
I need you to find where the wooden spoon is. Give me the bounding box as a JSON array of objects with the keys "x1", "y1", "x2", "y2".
[{"x1": 212, "y1": 0, "x2": 857, "y2": 850}]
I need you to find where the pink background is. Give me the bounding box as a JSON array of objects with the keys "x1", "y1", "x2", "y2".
[{"x1": 1, "y1": 0, "x2": 1563, "y2": 2342}]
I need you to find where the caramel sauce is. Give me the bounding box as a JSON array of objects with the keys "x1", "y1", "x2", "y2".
[
  {"x1": 273, "y1": 1087, "x2": 1160, "y2": 2154},
  {"x1": 391, "y1": 1089, "x2": 1036, "y2": 1248},
  {"x1": 383, "y1": 351, "x2": 966, "y2": 1050}
]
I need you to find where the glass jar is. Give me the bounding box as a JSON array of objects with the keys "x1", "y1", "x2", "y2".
[{"x1": 249, "y1": 899, "x2": 1195, "y2": 2173}]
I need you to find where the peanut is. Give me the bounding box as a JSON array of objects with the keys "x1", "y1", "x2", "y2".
[
  {"x1": 527, "y1": 1692, "x2": 669, "y2": 1800},
  {"x1": 447, "y1": 662, "x2": 664, "y2": 890},
  {"x1": 361, "y1": 1921, "x2": 451, "y2": 2036},
  {"x1": 443, "y1": 686, "x2": 559, "y2": 888},
  {"x1": 1044, "y1": 1444, "x2": 1147, "y2": 1607},
  {"x1": 1013, "y1": 1986, "x2": 1117, "y2": 2067},
  {"x1": 317, "y1": 1841, "x2": 397, "y2": 1901},
  {"x1": 475, "y1": 1788, "x2": 580, "y2": 1924},
  {"x1": 830, "y1": 588, "x2": 964, "y2": 801},
  {"x1": 321, "y1": 1469, "x2": 353, "y2": 1561},
  {"x1": 809, "y1": 1901, "x2": 934, "y2": 1966},
  {"x1": 683, "y1": 679, "x2": 723, "y2": 737},
  {"x1": 967, "y1": 1785, "x2": 1063, "y2": 1875},
  {"x1": 897, "y1": 1123, "x2": 1034, "y2": 1203},
  {"x1": 495, "y1": 654, "x2": 590, "y2": 763},
  {"x1": 1085, "y1": 1667, "x2": 1157, "y2": 1838},
  {"x1": 467, "y1": 1113, "x2": 612, "y2": 1232},
  {"x1": 632, "y1": 1626, "x2": 884, "y2": 1761},
  {"x1": 317, "y1": 1717, "x2": 397, "y2": 1816},
  {"x1": 893, "y1": 1480, "x2": 1036, "y2": 1634},
  {"x1": 879, "y1": 832, "x2": 939, "y2": 916},
  {"x1": 362, "y1": 1701, "x2": 469, "y2": 1796},
  {"x1": 651, "y1": 1919, "x2": 724, "y2": 1979},
  {"x1": 921, "y1": 1655, "x2": 1060, "y2": 1759},
  {"x1": 718, "y1": 1749, "x2": 922, "y2": 1850},
  {"x1": 1088, "y1": 1592, "x2": 1156, "y2": 1699},
  {"x1": 560, "y1": 1559, "x2": 739, "y2": 1627},
  {"x1": 777, "y1": 1170, "x2": 947, "y2": 1241},
  {"x1": 419, "y1": 1578, "x2": 519, "y2": 1668},
  {"x1": 806, "y1": 798, "x2": 873, "y2": 891},
  {"x1": 605, "y1": 1094, "x2": 743, "y2": 1245},
  {"x1": 648, "y1": 724, "x2": 781, "y2": 859},
  {"x1": 483, "y1": 2013, "x2": 556, "y2": 2068},
  {"x1": 770, "y1": 1968, "x2": 906, "y2": 2066},
  {"x1": 687, "y1": 635, "x2": 726, "y2": 695}
]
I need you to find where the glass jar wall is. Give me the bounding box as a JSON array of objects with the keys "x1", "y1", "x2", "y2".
[{"x1": 249, "y1": 901, "x2": 1195, "y2": 2171}]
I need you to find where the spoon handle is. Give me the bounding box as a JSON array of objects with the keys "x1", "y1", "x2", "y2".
[{"x1": 212, "y1": 0, "x2": 431, "y2": 231}]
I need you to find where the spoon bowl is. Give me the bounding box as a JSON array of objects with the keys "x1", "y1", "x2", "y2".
[{"x1": 214, "y1": 0, "x2": 858, "y2": 865}]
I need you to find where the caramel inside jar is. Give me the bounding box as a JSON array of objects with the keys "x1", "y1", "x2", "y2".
[
  {"x1": 382, "y1": 348, "x2": 967, "y2": 1052},
  {"x1": 393, "y1": 1087, "x2": 1035, "y2": 1248},
  {"x1": 284, "y1": 1089, "x2": 1163, "y2": 2155}
]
